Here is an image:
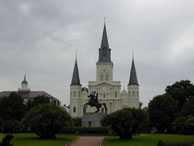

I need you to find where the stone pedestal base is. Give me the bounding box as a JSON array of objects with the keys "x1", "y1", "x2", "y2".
[{"x1": 82, "y1": 113, "x2": 106, "y2": 127}]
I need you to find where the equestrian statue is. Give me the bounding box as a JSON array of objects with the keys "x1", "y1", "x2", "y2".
[{"x1": 83, "y1": 91, "x2": 107, "y2": 114}]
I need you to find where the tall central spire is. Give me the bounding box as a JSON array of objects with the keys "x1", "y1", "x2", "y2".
[
  {"x1": 97, "y1": 22, "x2": 112, "y2": 63},
  {"x1": 101, "y1": 22, "x2": 109, "y2": 49}
]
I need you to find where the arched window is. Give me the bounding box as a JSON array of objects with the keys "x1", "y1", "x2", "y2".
[
  {"x1": 133, "y1": 91, "x2": 135, "y2": 96},
  {"x1": 73, "y1": 107, "x2": 76, "y2": 113},
  {"x1": 115, "y1": 91, "x2": 117, "y2": 98},
  {"x1": 78, "y1": 91, "x2": 81, "y2": 97},
  {"x1": 73, "y1": 91, "x2": 76, "y2": 97}
]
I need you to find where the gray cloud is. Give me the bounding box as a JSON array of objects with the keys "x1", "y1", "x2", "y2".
[{"x1": 0, "y1": 0, "x2": 194, "y2": 106}]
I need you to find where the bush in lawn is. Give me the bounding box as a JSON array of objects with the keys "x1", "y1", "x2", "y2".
[
  {"x1": 72, "y1": 118, "x2": 82, "y2": 127},
  {"x1": 101, "y1": 108, "x2": 146, "y2": 139},
  {"x1": 173, "y1": 116, "x2": 194, "y2": 134},
  {"x1": 184, "y1": 116, "x2": 194, "y2": 134},
  {"x1": 23, "y1": 103, "x2": 71, "y2": 139},
  {"x1": 63, "y1": 127, "x2": 109, "y2": 135}
]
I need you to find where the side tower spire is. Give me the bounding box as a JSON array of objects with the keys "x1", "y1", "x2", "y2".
[
  {"x1": 70, "y1": 55, "x2": 82, "y2": 118},
  {"x1": 71, "y1": 57, "x2": 81, "y2": 86},
  {"x1": 128, "y1": 55, "x2": 139, "y2": 86},
  {"x1": 128, "y1": 51, "x2": 140, "y2": 108}
]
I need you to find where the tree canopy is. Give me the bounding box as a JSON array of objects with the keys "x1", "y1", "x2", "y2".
[
  {"x1": 102, "y1": 108, "x2": 147, "y2": 139},
  {"x1": 0, "y1": 92, "x2": 26, "y2": 132},
  {"x1": 148, "y1": 94, "x2": 177, "y2": 132},
  {"x1": 166, "y1": 80, "x2": 194, "y2": 109},
  {"x1": 23, "y1": 103, "x2": 71, "y2": 139}
]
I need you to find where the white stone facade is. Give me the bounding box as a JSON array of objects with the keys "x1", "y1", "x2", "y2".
[{"x1": 69, "y1": 24, "x2": 140, "y2": 118}]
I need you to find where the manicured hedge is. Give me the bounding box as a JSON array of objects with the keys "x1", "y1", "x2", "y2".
[{"x1": 63, "y1": 127, "x2": 110, "y2": 135}]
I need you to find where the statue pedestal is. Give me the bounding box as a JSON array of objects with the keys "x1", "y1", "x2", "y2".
[{"x1": 82, "y1": 112, "x2": 106, "y2": 127}]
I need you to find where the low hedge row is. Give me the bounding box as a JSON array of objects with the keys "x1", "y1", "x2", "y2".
[{"x1": 63, "y1": 127, "x2": 110, "y2": 135}]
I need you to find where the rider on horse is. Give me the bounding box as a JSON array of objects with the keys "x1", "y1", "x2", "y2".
[{"x1": 83, "y1": 91, "x2": 107, "y2": 114}]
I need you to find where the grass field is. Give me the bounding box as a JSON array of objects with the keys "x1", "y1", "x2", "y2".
[
  {"x1": 102, "y1": 134, "x2": 194, "y2": 146},
  {"x1": 0, "y1": 133, "x2": 76, "y2": 146}
]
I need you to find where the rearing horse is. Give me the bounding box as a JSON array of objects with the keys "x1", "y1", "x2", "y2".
[{"x1": 83, "y1": 92, "x2": 107, "y2": 114}]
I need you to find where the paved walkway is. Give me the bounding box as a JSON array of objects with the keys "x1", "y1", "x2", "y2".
[{"x1": 68, "y1": 136, "x2": 104, "y2": 146}]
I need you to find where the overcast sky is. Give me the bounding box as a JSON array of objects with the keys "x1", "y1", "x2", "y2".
[{"x1": 0, "y1": 0, "x2": 194, "y2": 106}]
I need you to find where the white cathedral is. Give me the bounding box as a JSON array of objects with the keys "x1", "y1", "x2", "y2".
[{"x1": 69, "y1": 23, "x2": 140, "y2": 118}]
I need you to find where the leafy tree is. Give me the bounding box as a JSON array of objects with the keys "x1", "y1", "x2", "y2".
[
  {"x1": 133, "y1": 107, "x2": 150, "y2": 133},
  {"x1": 101, "y1": 108, "x2": 146, "y2": 139},
  {"x1": 166, "y1": 80, "x2": 194, "y2": 110},
  {"x1": 172, "y1": 116, "x2": 187, "y2": 134},
  {"x1": 0, "y1": 92, "x2": 26, "y2": 132},
  {"x1": 23, "y1": 104, "x2": 71, "y2": 139},
  {"x1": 148, "y1": 94, "x2": 177, "y2": 133},
  {"x1": 27, "y1": 96, "x2": 50, "y2": 110},
  {"x1": 0, "y1": 92, "x2": 26, "y2": 121},
  {"x1": 181, "y1": 98, "x2": 194, "y2": 117},
  {"x1": 173, "y1": 116, "x2": 194, "y2": 134}
]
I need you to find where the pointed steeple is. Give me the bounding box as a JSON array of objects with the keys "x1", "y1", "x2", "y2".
[
  {"x1": 98, "y1": 21, "x2": 112, "y2": 63},
  {"x1": 22, "y1": 73, "x2": 28, "y2": 84},
  {"x1": 71, "y1": 57, "x2": 81, "y2": 86},
  {"x1": 101, "y1": 22, "x2": 109, "y2": 49},
  {"x1": 128, "y1": 54, "x2": 139, "y2": 86}
]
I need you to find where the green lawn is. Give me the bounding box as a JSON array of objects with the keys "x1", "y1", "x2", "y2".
[
  {"x1": 0, "y1": 133, "x2": 76, "y2": 146},
  {"x1": 103, "y1": 134, "x2": 194, "y2": 146}
]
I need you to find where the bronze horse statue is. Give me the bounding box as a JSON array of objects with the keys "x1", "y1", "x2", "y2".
[{"x1": 83, "y1": 92, "x2": 107, "y2": 114}]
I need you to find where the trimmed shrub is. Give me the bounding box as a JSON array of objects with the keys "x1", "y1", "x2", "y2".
[
  {"x1": 23, "y1": 104, "x2": 71, "y2": 139},
  {"x1": 101, "y1": 108, "x2": 146, "y2": 139}
]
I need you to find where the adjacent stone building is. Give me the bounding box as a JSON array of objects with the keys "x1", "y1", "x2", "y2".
[
  {"x1": 0, "y1": 75, "x2": 60, "y2": 105},
  {"x1": 70, "y1": 23, "x2": 140, "y2": 118}
]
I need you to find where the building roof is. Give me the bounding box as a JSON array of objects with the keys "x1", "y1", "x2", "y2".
[
  {"x1": 71, "y1": 59, "x2": 81, "y2": 86},
  {"x1": 128, "y1": 58, "x2": 139, "y2": 86},
  {"x1": 0, "y1": 90, "x2": 59, "y2": 102}
]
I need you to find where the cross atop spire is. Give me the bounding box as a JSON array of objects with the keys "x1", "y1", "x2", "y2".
[
  {"x1": 128, "y1": 52, "x2": 139, "y2": 86},
  {"x1": 71, "y1": 57, "x2": 81, "y2": 86},
  {"x1": 101, "y1": 22, "x2": 109, "y2": 49}
]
